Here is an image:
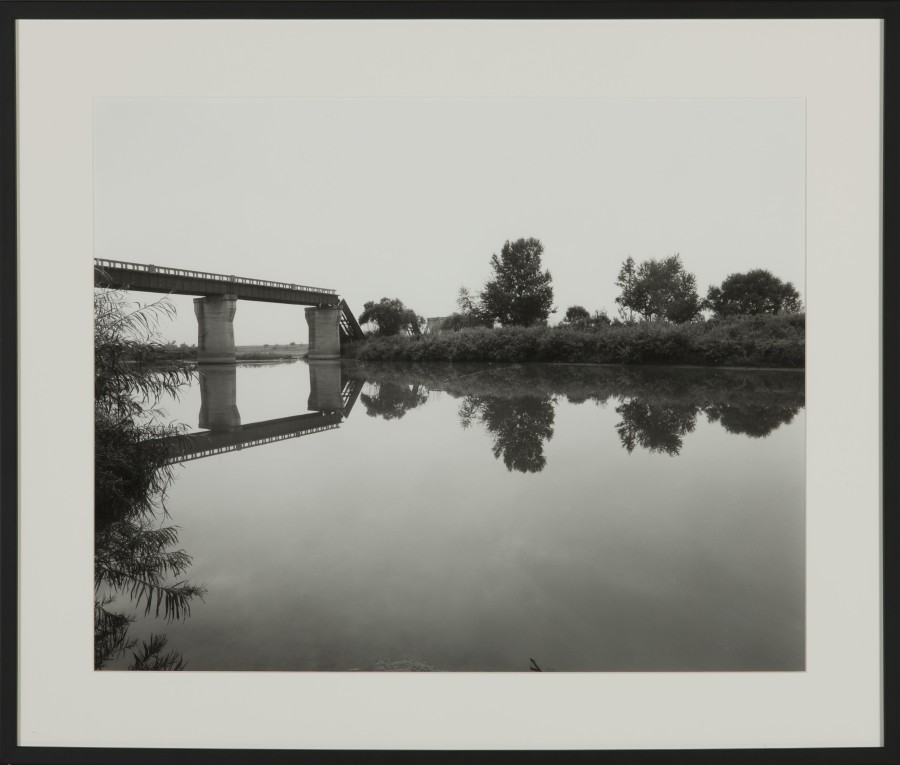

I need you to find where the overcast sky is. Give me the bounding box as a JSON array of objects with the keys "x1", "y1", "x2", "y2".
[{"x1": 95, "y1": 98, "x2": 805, "y2": 345}]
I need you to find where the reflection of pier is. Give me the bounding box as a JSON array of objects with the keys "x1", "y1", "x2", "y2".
[{"x1": 159, "y1": 361, "x2": 364, "y2": 464}]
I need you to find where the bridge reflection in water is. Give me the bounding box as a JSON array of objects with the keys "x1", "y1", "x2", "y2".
[{"x1": 163, "y1": 361, "x2": 363, "y2": 464}]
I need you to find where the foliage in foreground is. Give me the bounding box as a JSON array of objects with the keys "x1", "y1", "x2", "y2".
[
  {"x1": 94, "y1": 288, "x2": 205, "y2": 670},
  {"x1": 344, "y1": 313, "x2": 804, "y2": 368}
]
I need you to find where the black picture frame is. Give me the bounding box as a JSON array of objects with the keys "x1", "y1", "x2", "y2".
[{"x1": 1, "y1": 1, "x2": 896, "y2": 762}]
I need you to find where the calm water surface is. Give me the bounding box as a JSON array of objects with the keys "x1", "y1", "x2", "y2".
[{"x1": 113, "y1": 360, "x2": 805, "y2": 671}]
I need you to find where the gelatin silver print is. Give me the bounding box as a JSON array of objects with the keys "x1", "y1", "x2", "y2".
[{"x1": 93, "y1": 98, "x2": 805, "y2": 671}]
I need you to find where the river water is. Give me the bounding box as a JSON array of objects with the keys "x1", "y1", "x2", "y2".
[{"x1": 108, "y1": 360, "x2": 805, "y2": 672}]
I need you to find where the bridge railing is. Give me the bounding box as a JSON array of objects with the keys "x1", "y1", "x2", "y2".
[
  {"x1": 166, "y1": 421, "x2": 341, "y2": 463},
  {"x1": 94, "y1": 258, "x2": 337, "y2": 295}
]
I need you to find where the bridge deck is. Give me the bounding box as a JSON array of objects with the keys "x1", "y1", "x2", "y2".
[{"x1": 95, "y1": 259, "x2": 339, "y2": 306}]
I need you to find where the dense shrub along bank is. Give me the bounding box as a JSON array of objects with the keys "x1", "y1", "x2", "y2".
[{"x1": 344, "y1": 314, "x2": 804, "y2": 369}]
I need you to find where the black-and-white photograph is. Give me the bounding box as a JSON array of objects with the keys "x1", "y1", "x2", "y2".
[{"x1": 92, "y1": 97, "x2": 805, "y2": 672}]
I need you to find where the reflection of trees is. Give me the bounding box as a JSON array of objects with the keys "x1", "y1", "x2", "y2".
[
  {"x1": 615, "y1": 399, "x2": 698, "y2": 456},
  {"x1": 705, "y1": 403, "x2": 801, "y2": 438},
  {"x1": 348, "y1": 360, "x2": 806, "y2": 460},
  {"x1": 459, "y1": 395, "x2": 555, "y2": 473},
  {"x1": 94, "y1": 287, "x2": 205, "y2": 670},
  {"x1": 359, "y1": 382, "x2": 428, "y2": 420},
  {"x1": 95, "y1": 604, "x2": 187, "y2": 671},
  {"x1": 95, "y1": 444, "x2": 203, "y2": 669}
]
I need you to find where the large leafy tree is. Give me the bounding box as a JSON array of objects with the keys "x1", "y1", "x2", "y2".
[
  {"x1": 358, "y1": 298, "x2": 425, "y2": 337},
  {"x1": 705, "y1": 269, "x2": 802, "y2": 317},
  {"x1": 479, "y1": 238, "x2": 555, "y2": 326},
  {"x1": 614, "y1": 254, "x2": 701, "y2": 323}
]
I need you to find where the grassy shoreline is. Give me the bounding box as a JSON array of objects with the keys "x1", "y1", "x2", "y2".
[
  {"x1": 343, "y1": 314, "x2": 804, "y2": 369},
  {"x1": 146, "y1": 343, "x2": 309, "y2": 363},
  {"x1": 346, "y1": 359, "x2": 806, "y2": 405}
]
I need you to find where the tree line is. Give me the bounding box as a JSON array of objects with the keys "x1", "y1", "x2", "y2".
[
  {"x1": 610, "y1": 253, "x2": 801, "y2": 324},
  {"x1": 356, "y1": 237, "x2": 802, "y2": 337}
]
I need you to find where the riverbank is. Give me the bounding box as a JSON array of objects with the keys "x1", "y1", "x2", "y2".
[
  {"x1": 343, "y1": 314, "x2": 804, "y2": 369},
  {"x1": 146, "y1": 343, "x2": 309, "y2": 363},
  {"x1": 346, "y1": 359, "x2": 805, "y2": 407}
]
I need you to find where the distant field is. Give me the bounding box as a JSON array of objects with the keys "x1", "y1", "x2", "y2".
[
  {"x1": 147, "y1": 343, "x2": 309, "y2": 362},
  {"x1": 235, "y1": 344, "x2": 308, "y2": 360}
]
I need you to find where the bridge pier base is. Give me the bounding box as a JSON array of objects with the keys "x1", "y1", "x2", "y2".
[
  {"x1": 305, "y1": 306, "x2": 341, "y2": 360},
  {"x1": 199, "y1": 365, "x2": 241, "y2": 432},
  {"x1": 307, "y1": 360, "x2": 343, "y2": 413},
  {"x1": 194, "y1": 294, "x2": 237, "y2": 364}
]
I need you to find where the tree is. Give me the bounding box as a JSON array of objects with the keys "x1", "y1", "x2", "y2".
[
  {"x1": 591, "y1": 309, "x2": 612, "y2": 327},
  {"x1": 560, "y1": 305, "x2": 611, "y2": 329},
  {"x1": 451, "y1": 287, "x2": 494, "y2": 329},
  {"x1": 615, "y1": 256, "x2": 637, "y2": 322},
  {"x1": 358, "y1": 298, "x2": 425, "y2": 337},
  {"x1": 563, "y1": 305, "x2": 591, "y2": 325},
  {"x1": 614, "y1": 254, "x2": 701, "y2": 323},
  {"x1": 456, "y1": 287, "x2": 481, "y2": 317},
  {"x1": 705, "y1": 269, "x2": 802, "y2": 317},
  {"x1": 479, "y1": 238, "x2": 555, "y2": 326}
]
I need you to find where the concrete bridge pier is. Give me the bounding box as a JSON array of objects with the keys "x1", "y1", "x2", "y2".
[
  {"x1": 198, "y1": 365, "x2": 241, "y2": 432},
  {"x1": 305, "y1": 306, "x2": 341, "y2": 361},
  {"x1": 307, "y1": 360, "x2": 343, "y2": 413},
  {"x1": 194, "y1": 294, "x2": 238, "y2": 364}
]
